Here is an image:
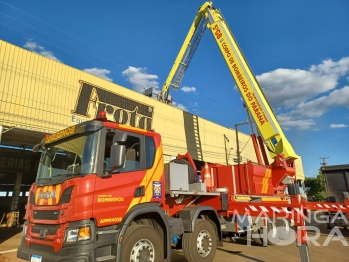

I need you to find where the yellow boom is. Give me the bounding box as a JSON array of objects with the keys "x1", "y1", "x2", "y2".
[{"x1": 160, "y1": 1, "x2": 297, "y2": 160}]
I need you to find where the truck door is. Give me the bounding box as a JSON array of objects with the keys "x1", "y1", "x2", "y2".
[{"x1": 93, "y1": 130, "x2": 148, "y2": 226}]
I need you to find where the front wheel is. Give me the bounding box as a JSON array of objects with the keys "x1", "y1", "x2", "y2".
[
  {"x1": 182, "y1": 219, "x2": 217, "y2": 262},
  {"x1": 121, "y1": 225, "x2": 163, "y2": 262}
]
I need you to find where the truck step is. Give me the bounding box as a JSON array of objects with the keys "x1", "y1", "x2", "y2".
[{"x1": 96, "y1": 255, "x2": 116, "y2": 262}]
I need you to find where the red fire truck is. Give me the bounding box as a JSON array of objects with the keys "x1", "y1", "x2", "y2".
[{"x1": 18, "y1": 2, "x2": 349, "y2": 262}]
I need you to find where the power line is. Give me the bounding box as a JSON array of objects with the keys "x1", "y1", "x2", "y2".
[
  {"x1": 0, "y1": 12, "x2": 125, "y2": 70},
  {"x1": 0, "y1": 21, "x2": 115, "y2": 69},
  {"x1": 0, "y1": 1, "x2": 124, "y2": 61}
]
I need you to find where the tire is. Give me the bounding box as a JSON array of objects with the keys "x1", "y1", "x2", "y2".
[
  {"x1": 182, "y1": 219, "x2": 217, "y2": 262},
  {"x1": 253, "y1": 221, "x2": 279, "y2": 246},
  {"x1": 121, "y1": 225, "x2": 163, "y2": 262},
  {"x1": 170, "y1": 158, "x2": 195, "y2": 184}
]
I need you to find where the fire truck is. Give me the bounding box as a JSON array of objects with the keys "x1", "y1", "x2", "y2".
[{"x1": 18, "y1": 2, "x2": 349, "y2": 262}]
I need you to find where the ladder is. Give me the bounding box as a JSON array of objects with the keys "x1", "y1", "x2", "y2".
[
  {"x1": 5, "y1": 211, "x2": 20, "y2": 227},
  {"x1": 12, "y1": 211, "x2": 20, "y2": 227},
  {"x1": 170, "y1": 16, "x2": 208, "y2": 90}
]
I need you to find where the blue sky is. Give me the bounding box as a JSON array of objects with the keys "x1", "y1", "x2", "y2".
[{"x1": 1, "y1": 0, "x2": 349, "y2": 177}]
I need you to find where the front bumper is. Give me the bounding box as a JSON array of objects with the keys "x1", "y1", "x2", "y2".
[
  {"x1": 17, "y1": 219, "x2": 118, "y2": 262},
  {"x1": 17, "y1": 238, "x2": 95, "y2": 262}
]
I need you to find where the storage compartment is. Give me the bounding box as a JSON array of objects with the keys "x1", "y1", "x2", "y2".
[
  {"x1": 165, "y1": 162, "x2": 189, "y2": 194},
  {"x1": 189, "y1": 182, "x2": 207, "y2": 192}
]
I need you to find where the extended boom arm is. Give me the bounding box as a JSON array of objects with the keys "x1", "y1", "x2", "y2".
[{"x1": 160, "y1": 1, "x2": 297, "y2": 160}]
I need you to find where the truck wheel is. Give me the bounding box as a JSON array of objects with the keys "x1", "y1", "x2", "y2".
[
  {"x1": 121, "y1": 225, "x2": 163, "y2": 262},
  {"x1": 253, "y1": 221, "x2": 279, "y2": 246},
  {"x1": 182, "y1": 219, "x2": 217, "y2": 262}
]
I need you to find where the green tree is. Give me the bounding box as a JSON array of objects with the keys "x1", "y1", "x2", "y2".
[{"x1": 304, "y1": 172, "x2": 327, "y2": 201}]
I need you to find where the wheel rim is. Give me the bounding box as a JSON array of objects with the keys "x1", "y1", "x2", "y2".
[
  {"x1": 130, "y1": 238, "x2": 155, "y2": 262},
  {"x1": 196, "y1": 229, "x2": 212, "y2": 257}
]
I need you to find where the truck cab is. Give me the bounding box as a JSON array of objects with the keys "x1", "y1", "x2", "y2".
[{"x1": 17, "y1": 116, "x2": 174, "y2": 262}]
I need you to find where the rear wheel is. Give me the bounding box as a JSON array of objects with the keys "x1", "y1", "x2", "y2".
[
  {"x1": 182, "y1": 219, "x2": 217, "y2": 262},
  {"x1": 121, "y1": 225, "x2": 163, "y2": 262}
]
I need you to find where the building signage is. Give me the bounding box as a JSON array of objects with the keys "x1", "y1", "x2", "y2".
[
  {"x1": 0, "y1": 154, "x2": 39, "y2": 173},
  {"x1": 71, "y1": 81, "x2": 154, "y2": 130}
]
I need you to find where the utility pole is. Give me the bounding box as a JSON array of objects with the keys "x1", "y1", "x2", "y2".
[
  {"x1": 318, "y1": 156, "x2": 329, "y2": 166},
  {"x1": 224, "y1": 134, "x2": 229, "y2": 165},
  {"x1": 234, "y1": 122, "x2": 248, "y2": 165}
]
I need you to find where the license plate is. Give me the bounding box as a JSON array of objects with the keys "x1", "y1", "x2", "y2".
[{"x1": 30, "y1": 254, "x2": 42, "y2": 262}]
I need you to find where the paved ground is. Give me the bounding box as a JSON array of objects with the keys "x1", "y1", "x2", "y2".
[{"x1": 1, "y1": 224, "x2": 348, "y2": 261}]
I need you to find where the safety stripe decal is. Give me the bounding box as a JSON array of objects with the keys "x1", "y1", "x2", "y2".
[
  {"x1": 126, "y1": 145, "x2": 164, "y2": 212},
  {"x1": 261, "y1": 169, "x2": 271, "y2": 193},
  {"x1": 35, "y1": 184, "x2": 62, "y2": 205}
]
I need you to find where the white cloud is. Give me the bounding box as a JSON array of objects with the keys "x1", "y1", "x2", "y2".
[
  {"x1": 172, "y1": 101, "x2": 187, "y2": 111},
  {"x1": 253, "y1": 57, "x2": 349, "y2": 130},
  {"x1": 83, "y1": 68, "x2": 112, "y2": 81},
  {"x1": 181, "y1": 86, "x2": 196, "y2": 93},
  {"x1": 330, "y1": 124, "x2": 348, "y2": 128},
  {"x1": 23, "y1": 40, "x2": 37, "y2": 50},
  {"x1": 257, "y1": 57, "x2": 349, "y2": 109},
  {"x1": 258, "y1": 70, "x2": 333, "y2": 108},
  {"x1": 23, "y1": 39, "x2": 60, "y2": 62},
  {"x1": 310, "y1": 57, "x2": 349, "y2": 77},
  {"x1": 287, "y1": 86, "x2": 349, "y2": 118},
  {"x1": 276, "y1": 85, "x2": 349, "y2": 130},
  {"x1": 276, "y1": 115, "x2": 316, "y2": 130},
  {"x1": 122, "y1": 66, "x2": 159, "y2": 93}
]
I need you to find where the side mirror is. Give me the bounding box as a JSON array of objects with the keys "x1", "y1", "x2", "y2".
[
  {"x1": 113, "y1": 132, "x2": 127, "y2": 143},
  {"x1": 108, "y1": 144, "x2": 126, "y2": 172},
  {"x1": 33, "y1": 142, "x2": 44, "y2": 152},
  {"x1": 33, "y1": 137, "x2": 47, "y2": 153}
]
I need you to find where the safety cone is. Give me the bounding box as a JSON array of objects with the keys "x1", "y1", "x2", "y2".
[{"x1": 202, "y1": 162, "x2": 214, "y2": 192}]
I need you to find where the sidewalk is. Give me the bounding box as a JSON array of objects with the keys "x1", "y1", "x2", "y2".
[{"x1": 0, "y1": 228, "x2": 22, "y2": 253}]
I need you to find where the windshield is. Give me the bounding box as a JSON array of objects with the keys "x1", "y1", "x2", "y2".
[{"x1": 36, "y1": 131, "x2": 98, "y2": 180}]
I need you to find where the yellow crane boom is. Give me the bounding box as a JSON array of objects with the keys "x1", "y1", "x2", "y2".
[{"x1": 160, "y1": 1, "x2": 297, "y2": 160}]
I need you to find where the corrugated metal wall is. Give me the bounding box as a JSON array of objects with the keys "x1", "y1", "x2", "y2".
[{"x1": 0, "y1": 40, "x2": 304, "y2": 179}]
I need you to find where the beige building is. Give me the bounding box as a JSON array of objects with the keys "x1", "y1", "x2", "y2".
[{"x1": 0, "y1": 40, "x2": 304, "y2": 217}]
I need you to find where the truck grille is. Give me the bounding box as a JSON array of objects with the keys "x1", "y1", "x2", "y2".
[
  {"x1": 32, "y1": 224, "x2": 60, "y2": 235},
  {"x1": 31, "y1": 237, "x2": 54, "y2": 242},
  {"x1": 29, "y1": 243, "x2": 55, "y2": 253},
  {"x1": 33, "y1": 210, "x2": 59, "y2": 220}
]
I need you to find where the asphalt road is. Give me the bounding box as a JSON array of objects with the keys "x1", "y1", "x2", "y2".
[{"x1": 1, "y1": 224, "x2": 348, "y2": 262}]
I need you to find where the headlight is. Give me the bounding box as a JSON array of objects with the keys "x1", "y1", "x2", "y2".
[
  {"x1": 22, "y1": 224, "x2": 28, "y2": 238},
  {"x1": 65, "y1": 226, "x2": 91, "y2": 243}
]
